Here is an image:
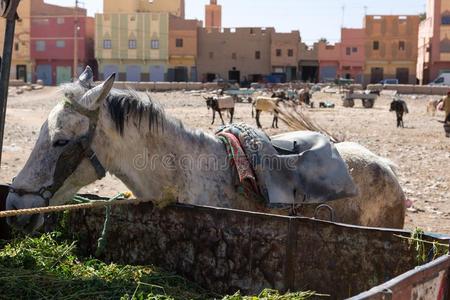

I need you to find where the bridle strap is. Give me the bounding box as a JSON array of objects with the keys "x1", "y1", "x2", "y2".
[{"x1": 9, "y1": 98, "x2": 107, "y2": 205}]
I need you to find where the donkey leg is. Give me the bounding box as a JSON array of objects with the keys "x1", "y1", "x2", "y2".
[
  {"x1": 229, "y1": 108, "x2": 234, "y2": 124},
  {"x1": 256, "y1": 111, "x2": 262, "y2": 128},
  {"x1": 211, "y1": 110, "x2": 216, "y2": 125},
  {"x1": 218, "y1": 110, "x2": 225, "y2": 125}
]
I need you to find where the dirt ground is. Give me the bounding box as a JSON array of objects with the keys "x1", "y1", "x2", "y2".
[{"x1": 1, "y1": 87, "x2": 449, "y2": 234}]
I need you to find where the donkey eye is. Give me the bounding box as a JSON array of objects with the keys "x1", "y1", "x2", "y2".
[{"x1": 53, "y1": 139, "x2": 70, "y2": 147}]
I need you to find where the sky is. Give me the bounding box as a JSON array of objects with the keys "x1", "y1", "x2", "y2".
[{"x1": 45, "y1": 0, "x2": 426, "y2": 44}]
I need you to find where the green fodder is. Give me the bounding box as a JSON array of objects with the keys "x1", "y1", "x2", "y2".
[
  {"x1": 0, "y1": 233, "x2": 322, "y2": 300},
  {"x1": 0, "y1": 233, "x2": 212, "y2": 300}
]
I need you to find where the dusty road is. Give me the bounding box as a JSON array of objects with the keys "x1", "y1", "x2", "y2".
[{"x1": 1, "y1": 87, "x2": 449, "y2": 233}]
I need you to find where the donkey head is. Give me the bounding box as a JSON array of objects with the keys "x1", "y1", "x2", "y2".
[{"x1": 6, "y1": 67, "x2": 115, "y2": 232}]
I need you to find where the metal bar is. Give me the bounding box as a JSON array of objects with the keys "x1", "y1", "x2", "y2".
[{"x1": 0, "y1": 2, "x2": 19, "y2": 166}]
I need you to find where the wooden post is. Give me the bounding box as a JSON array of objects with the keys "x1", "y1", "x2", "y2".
[{"x1": 0, "y1": 0, "x2": 21, "y2": 166}]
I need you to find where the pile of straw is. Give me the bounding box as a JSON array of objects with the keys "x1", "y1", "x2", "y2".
[{"x1": 276, "y1": 102, "x2": 343, "y2": 143}]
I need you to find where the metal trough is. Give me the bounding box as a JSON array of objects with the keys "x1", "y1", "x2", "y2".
[
  {"x1": 65, "y1": 197, "x2": 450, "y2": 299},
  {"x1": 0, "y1": 186, "x2": 449, "y2": 299}
]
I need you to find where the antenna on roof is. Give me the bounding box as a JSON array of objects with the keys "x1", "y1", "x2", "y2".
[
  {"x1": 341, "y1": 5, "x2": 346, "y2": 28},
  {"x1": 364, "y1": 5, "x2": 368, "y2": 15}
]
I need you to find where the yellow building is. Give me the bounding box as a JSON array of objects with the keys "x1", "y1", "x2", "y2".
[
  {"x1": 0, "y1": 0, "x2": 32, "y2": 82},
  {"x1": 364, "y1": 15, "x2": 420, "y2": 84},
  {"x1": 104, "y1": 0, "x2": 184, "y2": 18}
]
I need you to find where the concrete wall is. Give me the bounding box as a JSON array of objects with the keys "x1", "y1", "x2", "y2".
[
  {"x1": 68, "y1": 203, "x2": 445, "y2": 298},
  {"x1": 197, "y1": 27, "x2": 273, "y2": 82},
  {"x1": 270, "y1": 31, "x2": 300, "y2": 68},
  {"x1": 364, "y1": 15, "x2": 420, "y2": 84}
]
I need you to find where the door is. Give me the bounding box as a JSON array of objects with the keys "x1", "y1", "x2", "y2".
[
  {"x1": 190, "y1": 67, "x2": 197, "y2": 82},
  {"x1": 228, "y1": 69, "x2": 240, "y2": 83},
  {"x1": 36, "y1": 64, "x2": 52, "y2": 85},
  {"x1": 126, "y1": 65, "x2": 141, "y2": 82},
  {"x1": 396, "y1": 68, "x2": 409, "y2": 84},
  {"x1": 174, "y1": 67, "x2": 188, "y2": 82},
  {"x1": 320, "y1": 66, "x2": 337, "y2": 82},
  {"x1": 370, "y1": 67, "x2": 384, "y2": 84},
  {"x1": 103, "y1": 65, "x2": 119, "y2": 80},
  {"x1": 16, "y1": 65, "x2": 27, "y2": 82},
  {"x1": 149, "y1": 65, "x2": 165, "y2": 82},
  {"x1": 56, "y1": 66, "x2": 72, "y2": 85}
]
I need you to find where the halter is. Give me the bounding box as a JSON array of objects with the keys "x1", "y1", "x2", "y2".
[{"x1": 9, "y1": 99, "x2": 106, "y2": 206}]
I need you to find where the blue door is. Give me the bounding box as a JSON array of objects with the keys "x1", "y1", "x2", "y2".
[
  {"x1": 36, "y1": 64, "x2": 52, "y2": 85},
  {"x1": 190, "y1": 67, "x2": 197, "y2": 82},
  {"x1": 149, "y1": 65, "x2": 165, "y2": 82},
  {"x1": 320, "y1": 66, "x2": 337, "y2": 82},
  {"x1": 103, "y1": 65, "x2": 119, "y2": 80},
  {"x1": 126, "y1": 65, "x2": 141, "y2": 82}
]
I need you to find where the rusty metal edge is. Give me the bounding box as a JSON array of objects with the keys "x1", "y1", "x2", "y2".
[
  {"x1": 347, "y1": 255, "x2": 450, "y2": 300},
  {"x1": 171, "y1": 204, "x2": 450, "y2": 243}
]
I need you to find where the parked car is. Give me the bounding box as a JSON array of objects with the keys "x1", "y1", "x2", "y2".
[
  {"x1": 379, "y1": 79, "x2": 399, "y2": 85},
  {"x1": 429, "y1": 73, "x2": 450, "y2": 86}
]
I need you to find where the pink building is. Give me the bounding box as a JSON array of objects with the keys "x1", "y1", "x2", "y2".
[
  {"x1": 418, "y1": 0, "x2": 450, "y2": 84},
  {"x1": 318, "y1": 42, "x2": 340, "y2": 82},
  {"x1": 31, "y1": 0, "x2": 95, "y2": 85},
  {"x1": 339, "y1": 28, "x2": 365, "y2": 83},
  {"x1": 318, "y1": 28, "x2": 365, "y2": 83}
]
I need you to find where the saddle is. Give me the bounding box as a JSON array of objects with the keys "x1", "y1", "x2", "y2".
[{"x1": 217, "y1": 124, "x2": 357, "y2": 206}]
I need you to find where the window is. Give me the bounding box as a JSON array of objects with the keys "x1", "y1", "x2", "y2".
[
  {"x1": 151, "y1": 39, "x2": 159, "y2": 49},
  {"x1": 232, "y1": 52, "x2": 237, "y2": 59},
  {"x1": 56, "y1": 40, "x2": 65, "y2": 48},
  {"x1": 176, "y1": 38, "x2": 183, "y2": 48},
  {"x1": 36, "y1": 40, "x2": 45, "y2": 52},
  {"x1": 209, "y1": 52, "x2": 214, "y2": 59},
  {"x1": 276, "y1": 49, "x2": 282, "y2": 57},
  {"x1": 373, "y1": 41, "x2": 379, "y2": 50},
  {"x1": 103, "y1": 39, "x2": 112, "y2": 49},
  {"x1": 128, "y1": 39, "x2": 137, "y2": 49},
  {"x1": 56, "y1": 17, "x2": 65, "y2": 24},
  {"x1": 352, "y1": 47, "x2": 358, "y2": 53},
  {"x1": 346, "y1": 47, "x2": 351, "y2": 55},
  {"x1": 399, "y1": 41, "x2": 406, "y2": 51},
  {"x1": 442, "y1": 15, "x2": 450, "y2": 25},
  {"x1": 14, "y1": 42, "x2": 19, "y2": 51},
  {"x1": 288, "y1": 49, "x2": 294, "y2": 57},
  {"x1": 255, "y1": 51, "x2": 261, "y2": 60}
]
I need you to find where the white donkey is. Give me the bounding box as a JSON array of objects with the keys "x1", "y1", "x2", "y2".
[{"x1": 6, "y1": 67, "x2": 406, "y2": 232}]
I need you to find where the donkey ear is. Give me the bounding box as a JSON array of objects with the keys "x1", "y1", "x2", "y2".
[
  {"x1": 78, "y1": 73, "x2": 115, "y2": 110},
  {"x1": 78, "y1": 66, "x2": 94, "y2": 89}
]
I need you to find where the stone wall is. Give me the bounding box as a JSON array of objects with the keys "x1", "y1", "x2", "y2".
[{"x1": 68, "y1": 203, "x2": 449, "y2": 299}]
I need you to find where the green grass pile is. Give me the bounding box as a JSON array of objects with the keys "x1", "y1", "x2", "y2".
[{"x1": 0, "y1": 233, "x2": 319, "y2": 300}]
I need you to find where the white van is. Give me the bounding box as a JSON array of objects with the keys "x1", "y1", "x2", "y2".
[{"x1": 429, "y1": 73, "x2": 450, "y2": 86}]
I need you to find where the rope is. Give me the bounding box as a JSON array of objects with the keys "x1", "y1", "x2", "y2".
[
  {"x1": 1, "y1": 191, "x2": 143, "y2": 257},
  {"x1": 0, "y1": 194, "x2": 145, "y2": 219}
]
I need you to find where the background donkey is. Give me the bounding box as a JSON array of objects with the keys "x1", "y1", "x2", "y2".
[
  {"x1": 204, "y1": 96, "x2": 235, "y2": 125},
  {"x1": 390, "y1": 98, "x2": 409, "y2": 128}
]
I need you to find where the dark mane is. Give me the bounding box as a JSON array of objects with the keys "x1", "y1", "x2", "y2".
[{"x1": 105, "y1": 89, "x2": 165, "y2": 136}]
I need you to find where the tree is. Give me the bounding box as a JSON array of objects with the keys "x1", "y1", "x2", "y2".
[{"x1": 318, "y1": 37, "x2": 329, "y2": 45}]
